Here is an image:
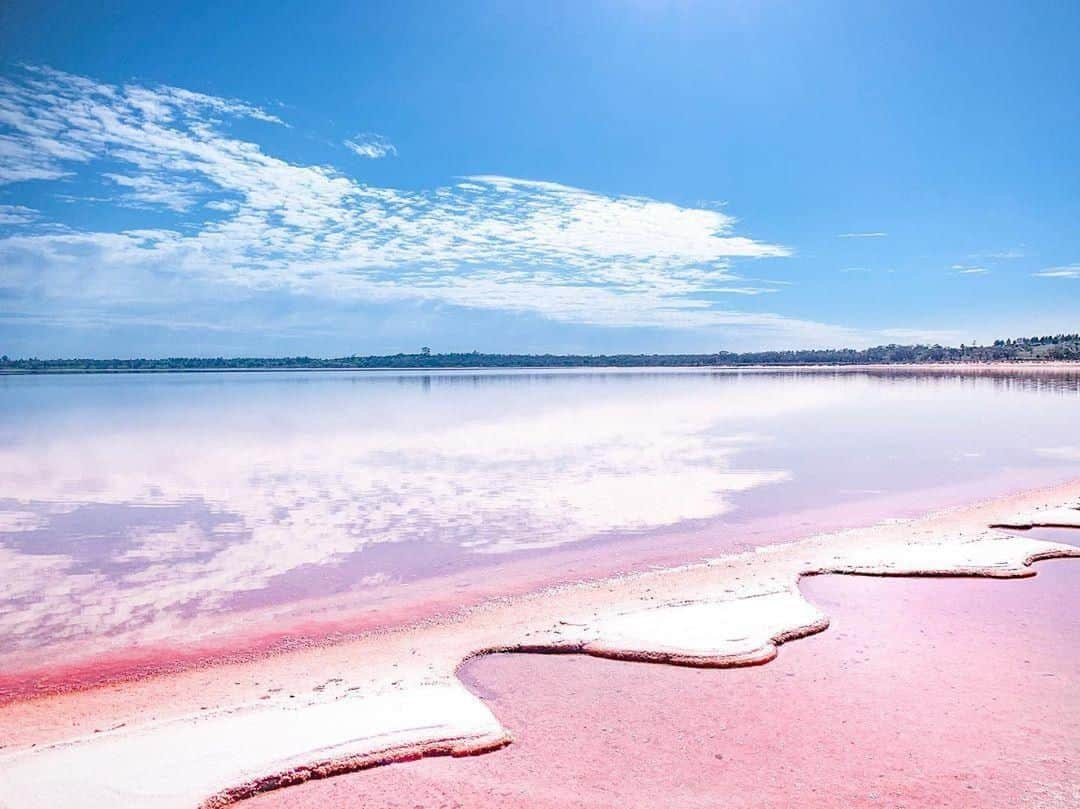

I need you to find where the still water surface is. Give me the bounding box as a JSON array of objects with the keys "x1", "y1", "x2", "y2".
[{"x1": 1, "y1": 368, "x2": 1078, "y2": 684}]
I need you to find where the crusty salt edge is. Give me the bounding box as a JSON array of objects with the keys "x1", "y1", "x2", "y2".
[
  {"x1": 0, "y1": 682, "x2": 508, "y2": 809},
  {"x1": 1, "y1": 494, "x2": 1078, "y2": 809},
  {"x1": 990, "y1": 503, "x2": 1080, "y2": 529}
]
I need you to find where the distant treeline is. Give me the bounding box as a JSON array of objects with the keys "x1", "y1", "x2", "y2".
[{"x1": 2, "y1": 334, "x2": 1078, "y2": 373}]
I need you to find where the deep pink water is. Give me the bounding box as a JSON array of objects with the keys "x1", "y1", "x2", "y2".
[{"x1": 1, "y1": 367, "x2": 1078, "y2": 697}]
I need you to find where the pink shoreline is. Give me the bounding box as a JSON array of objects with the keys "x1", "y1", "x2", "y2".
[
  {"x1": 3, "y1": 468, "x2": 1070, "y2": 705},
  {"x1": 246, "y1": 559, "x2": 1080, "y2": 809}
]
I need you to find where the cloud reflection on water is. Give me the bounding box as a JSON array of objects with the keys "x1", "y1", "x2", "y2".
[
  {"x1": 1, "y1": 368, "x2": 1078, "y2": 671},
  {"x1": 0, "y1": 375, "x2": 818, "y2": 658}
]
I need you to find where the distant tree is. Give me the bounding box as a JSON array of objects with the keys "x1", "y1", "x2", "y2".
[{"x1": 3, "y1": 334, "x2": 1078, "y2": 373}]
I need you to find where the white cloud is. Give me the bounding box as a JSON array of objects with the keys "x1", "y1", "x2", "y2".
[
  {"x1": 0, "y1": 65, "x2": 890, "y2": 346},
  {"x1": 837, "y1": 231, "x2": 887, "y2": 238},
  {"x1": 104, "y1": 172, "x2": 208, "y2": 212},
  {"x1": 706, "y1": 286, "x2": 778, "y2": 295},
  {"x1": 974, "y1": 248, "x2": 1025, "y2": 260},
  {"x1": 0, "y1": 204, "x2": 38, "y2": 224},
  {"x1": 878, "y1": 327, "x2": 967, "y2": 344},
  {"x1": 1033, "y1": 265, "x2": 1080, "y2": 279},
  {"x1": 343, "y1": 132, "x2": 397, "y2": 159},
  {"x1": 950, "y1": 265, "x2": 989, "y2": 275}
]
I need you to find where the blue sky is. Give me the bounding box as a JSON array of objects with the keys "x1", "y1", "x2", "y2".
[{"x1": 0, "y1": 0, "x2": 1077, "y2": 357}]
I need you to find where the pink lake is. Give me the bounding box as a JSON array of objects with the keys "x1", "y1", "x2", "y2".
[{"x1": 1, "y1": 367, "x2": 1079, "y2": 699}]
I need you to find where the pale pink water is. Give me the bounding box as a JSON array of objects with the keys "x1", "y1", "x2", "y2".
[
  {"x1": 1, "y1": 368, "x2": 1078, "y2": 699},
  {"x1": 247, "y1": 556, "x2": 1080, "y2": 808}
]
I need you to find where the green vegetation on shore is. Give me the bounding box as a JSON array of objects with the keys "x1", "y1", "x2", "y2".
[{"x1": 2, "y1": 334, "x2": 1077, "y2": 373}]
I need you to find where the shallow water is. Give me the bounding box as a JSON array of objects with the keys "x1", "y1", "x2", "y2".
[
  {"x1": 1, "y1": 367, "x2": 1078, "y2": 683},
  {"x1": 265, "y1": 562, "x2": 1079, "y2": 809}
]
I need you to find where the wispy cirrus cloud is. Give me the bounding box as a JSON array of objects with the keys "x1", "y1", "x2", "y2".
[
  {"x1": 837, "y1": 231, "x2": 887, "y2": 238},
  {"x1": 103, "y1": 172, "x2": 210, "y2": 212},
  {"x1": 0, "y1": 204, "x2": 38, "y2": 224},
  {"x1": 1033, "y1": 265, "x2": 1079, "y2": 279},
  {"x1": 878, "y1": 327, "x2": 967, "y2": 344},
  {"x1": 0, "y1": 65, "x2": 875, "y2": 345},
  {"x1": 975, "y1": 248, "x2": 1025, "y2": 260},
  {"x1": 951, "y1": 265, "x2": 989, "y2": 275},
  {"x1": 839, "y1": 266, "x2": 894, "y2": 274},
  {"x1": 343, "y1": 132, "x2": 397, "y2": 159}
]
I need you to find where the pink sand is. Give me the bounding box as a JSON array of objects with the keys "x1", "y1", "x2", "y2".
[{"x1": 246, "y1": 559, "x2": 1080, "y2": 808}]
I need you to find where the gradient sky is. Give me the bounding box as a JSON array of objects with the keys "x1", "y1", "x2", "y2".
[{"x1": 0, "y1": 0, "x2": 1077, "y2": 357}]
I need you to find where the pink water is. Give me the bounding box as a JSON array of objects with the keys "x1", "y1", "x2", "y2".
[
  {"x1": 247, "y1": 559, "x2": 1080, "y2": 809},
  {"x1": 1, "y1": 367, "x2": 1078, "y2": 698}
]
